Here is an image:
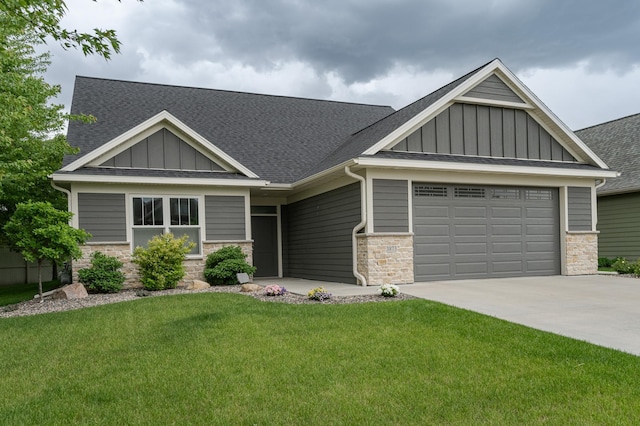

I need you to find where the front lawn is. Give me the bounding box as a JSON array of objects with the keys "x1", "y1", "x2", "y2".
[
  {"x1": 0, "y1": 280, "x2": 60, "y2": 307},
  {"x1": 1, "y1": 293, "x2": 638, "y2": 424}
]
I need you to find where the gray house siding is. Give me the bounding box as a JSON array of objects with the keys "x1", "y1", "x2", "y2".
[
  {"x1": 597, "y1": 192, "x2": 640, "y2": 260},
  {"x1": 101, "y1": 129, "x2": 224, "y2": 171},
  {"x1": 204, "y1": 196, "x2": 246, "y2": 240},
  {"x1": 463, "y1": 74, "x2": 525, "y2": 104},
  {"x1": 285, "y1": 183, "x2": 360, "y2": 283},
  {"x1": 78, "y1": 193, "x2": 127, "y2": 242},
  {"x1": 391, "y1": 104, "x2": 576, "y2": 162},
  {"x1": 567, "y1": 187, "x2": 593, "y2": 231},
  {"x1": 373, "y1": 179, "x2": 409, "y2": 232}
]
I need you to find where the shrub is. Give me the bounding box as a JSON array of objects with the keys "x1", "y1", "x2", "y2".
[
  {"x1": 132, "y1": 233, "x2": 195, "y2": 291},
  {"x1": 611, "y1": 257, "x2": 635, "y2": 274},
  {"x1": 264, "y1": 284, "x2": 286, "y2": 296},
  {"x1": 203, "y1": 246, "x2": 256, "y2": 285},
  {"x1": 378, "y1": 283, "x2": 399, "y2": 298},
  {"x1": 598, "y1": 257, "x2": 614, "y2": 268},
  {"x1": 77, "y1": 252, "x2": 125, "y2": 293},
  {"x1": 308, "y1": 287, "x2": 331, "y2": 301}
]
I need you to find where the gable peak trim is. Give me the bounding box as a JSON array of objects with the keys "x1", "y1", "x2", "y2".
[{"x1": 61, "y1": 110, "x2": 260, "y2": 178}]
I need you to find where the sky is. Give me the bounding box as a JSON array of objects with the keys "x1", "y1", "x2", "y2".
[{"x1": 42, "y1": 0, "x2": 640, "y2": 130}]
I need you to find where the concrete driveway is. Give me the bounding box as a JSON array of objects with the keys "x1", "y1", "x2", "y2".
[{"x1": 401, "y1": 275, "x2": 640, "y2": 356}]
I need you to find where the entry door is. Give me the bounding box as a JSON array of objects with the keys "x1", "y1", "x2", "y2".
[{"x1": 251, "y1": 214, "x2": 278, "y2": 277}]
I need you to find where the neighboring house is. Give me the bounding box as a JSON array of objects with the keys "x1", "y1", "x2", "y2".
[
  {"x1": 575, "y1": 113, "x2": 640, "y2": 260},
  {"x1": 51, "y1": 59, "x2": 616, "y2": 286}
]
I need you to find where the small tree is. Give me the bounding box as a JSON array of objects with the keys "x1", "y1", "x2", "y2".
[{"x1": 3, "y1": 201, "x2": 90, "y2": 301}]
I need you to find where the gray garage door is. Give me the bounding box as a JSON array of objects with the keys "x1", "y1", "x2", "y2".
[{"x1": 413, "y1": 183, "x2": 560, "y2": 281}]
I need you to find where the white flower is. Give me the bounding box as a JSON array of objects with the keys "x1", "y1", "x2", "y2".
[{"x1": 378, "y1": 283, "x2": 399, "y2": 297}]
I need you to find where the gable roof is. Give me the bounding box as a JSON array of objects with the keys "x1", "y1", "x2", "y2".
[
  {"x1": 576, "y1": 113, "x2": 640, "y2": 195},
  {"x1": 64, "y1": 78, "x2": 394, "y2": 184}
]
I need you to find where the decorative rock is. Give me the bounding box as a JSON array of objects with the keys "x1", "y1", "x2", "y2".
[
  {"x1": 186, "y1": 279, "x2": 211, "y2": 290},
  {"x1": 52, "y1": 283, "x2": 89, "y2": 300},
  {"x1": 240, "y1": 283, "x2": 261, "y2": 292}
]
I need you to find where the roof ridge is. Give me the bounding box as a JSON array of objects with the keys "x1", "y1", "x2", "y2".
[
  {"x1": 73, "y1": 75, "x2": 392, "y2": 109},
  {"x1": 575, "y1": 112, "x2": 640, "y2": 132}
]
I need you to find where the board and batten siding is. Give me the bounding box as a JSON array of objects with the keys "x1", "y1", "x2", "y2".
[
  {"x1": 391, "y1": 104, "x2": 576, "y2": 162},
  {"x1": 597, "y1": 192, "x2": 640, "y2": 260},
  {"x1": 101, "y1": 128, "x2": 224, "y2": 171},
  {"x1": 463, "y1": 74, "x2": 525, "y2": 104},
  {"x1": 78, "y1": 193, "x2": 127, "y2": 242},
  {"x1": 567, "y1": 187, "x2": 593, "y2": 231},
  {"x1": 285, "y1": 183, "x2": 360, "y2": 284},
  {"x1": 204, "y1": 196, "x2": 246, "y2": 240},
  {"x1": 373, "y1": 179, "x2": 409, "y2": 232}
]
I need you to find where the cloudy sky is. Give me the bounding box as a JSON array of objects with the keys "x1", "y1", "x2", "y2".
[{"x1": 43, "y1": 0, "x2": 640, "y2": 130}]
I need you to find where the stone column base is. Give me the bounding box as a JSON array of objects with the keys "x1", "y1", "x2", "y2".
[
  {"x1": 356, "y1": 233, "x2": 414, "y2": 286},
  {"x1": 565, "y1": 232, "x2": 598, "y2": 275}
]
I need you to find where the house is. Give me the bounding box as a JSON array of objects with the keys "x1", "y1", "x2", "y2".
[
  {"x1": 575, "y1": 113, "x2": 640, "y2": 260},
  {"x1": 51, "y1": 59, "x2": 617, "y2": 287}
]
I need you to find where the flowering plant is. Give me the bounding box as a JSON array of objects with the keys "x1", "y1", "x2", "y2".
[
  {"x1": 307, "y1": 286, "x2": 332, "y2": 301},
  {"x1": 264, "y1": 284, "x2": 287, "y2": 296},
  {"x1": 378, "y1": 283, "x2": 399, "y2": 297}
]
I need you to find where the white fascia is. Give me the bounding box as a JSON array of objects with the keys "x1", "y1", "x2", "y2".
[
  {"x1": 60, "y1": 110, "x2": 260, "y2": 178},
  {"x1": 354, "y1": 157, "x2": 619, "y2": 179},
  {"x1": 361, "y1": 59, "x2": 610, "y2": 170},
  {"x1": 51, "y1": 173, "x2": 269, "y2": 188}
]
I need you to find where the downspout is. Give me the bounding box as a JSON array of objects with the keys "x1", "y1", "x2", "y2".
[
  {"x1": 51, "y1": 181, "x2": 72, "y2": 213},
  {"x1": 345, "y1": 165, "x2": 367, "y2": 286},
  {"x1": 595, "y1": 179, "x2": 606, "y2": 190}
]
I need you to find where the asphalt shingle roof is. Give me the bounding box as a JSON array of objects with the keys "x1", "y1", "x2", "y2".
[
  {"x1": 575, "y1": 113, "x2": 640, "y2": 194},
  {"x1": 64, "y1": 78, "x2": 394, "y2": 184}
]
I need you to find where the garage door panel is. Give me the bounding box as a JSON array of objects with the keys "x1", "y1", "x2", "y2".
[
  {"x1": 492, "y1": 206, "x2": 522, "y2": 218},
  {"x1": 454, "y1": 206, "x2": 486, "y2": 218},
  {"x1": 492, "y1": 260, "x2": 524, "y2": 273},
  {"x1": 492, "y1": 224, "x2": 522, "y2": 235},
  {"x1": 414, "y1": 183, "x2": 559, "y2": 281},
  {"x1": 454, "y1": 224, "x2": 487, "y2": 236},
  {"x1": 454, "y1": 242, "x2": 487, "y2": 254},
  {"x1": 492, "y1": 241, "x2": 523, "y2": 254}
]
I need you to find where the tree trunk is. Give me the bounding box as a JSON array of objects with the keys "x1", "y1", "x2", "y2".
[
  {"x1": 52, "y1": 260, "x2": 58, "y2": 282},
  {"x1": 38, "y1": 259, "x2": 43, "y2": 303}
]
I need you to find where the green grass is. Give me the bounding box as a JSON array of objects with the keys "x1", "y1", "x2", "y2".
[
  {"x1": 598, "y1": 266, "x2": 616, "y2": 272},
  {"x1": 1, "y1": 293, "x2": 639, "y2": 424},
  {"x1": 0, "y1": 280, "x2": 60, "y2": 306}
]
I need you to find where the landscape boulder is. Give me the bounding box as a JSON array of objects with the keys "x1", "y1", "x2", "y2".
[
  {"x1": 240, "y1": 283, "x2": 261, "y2": 292},
  {"x1": 52, "y1": 283, "x2": 89, "y2": 300},
  {"x1": 186, "y1": 279, "x2": 211, "y2": 290}
]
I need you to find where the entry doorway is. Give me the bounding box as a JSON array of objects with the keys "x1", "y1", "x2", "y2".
[{"x1": 251, "y1": 206, "x2": 279, "y2": 277}]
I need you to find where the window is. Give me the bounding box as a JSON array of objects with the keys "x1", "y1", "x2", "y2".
[
  {"x1": 492, "y1": 188, "x2": 520, "y2": 200},
  {"x1": 525, "y1": 189, "x2": 553, "y2": 201},
  {"x1": 454, "y1": 187, "x2": 485, "y2": 198},
  {"x1": 132, "y1": 196, "x2": 201, "y2": 255},
  {"x1": 414, "y1": 185, "x2": 447, "y2": 197}
]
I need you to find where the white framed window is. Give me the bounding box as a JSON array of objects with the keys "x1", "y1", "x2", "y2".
[{"x1": 131, "y1": 196, "x2": 202, "y2": 255}]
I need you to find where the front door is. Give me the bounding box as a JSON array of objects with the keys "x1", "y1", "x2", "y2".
[{"x1": 251, "y1": 214, "x2": 278, "y2": 277}]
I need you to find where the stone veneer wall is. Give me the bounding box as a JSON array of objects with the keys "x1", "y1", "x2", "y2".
[
  {"x1": 356, "y1": 233, "x2": 414, "y2": 286},
  {"x1": 565, "y1": 232, "x2": 598, "y2": 275},
  {"x1": 73, "y1": 241, "x2": 253, "y2": 288}
]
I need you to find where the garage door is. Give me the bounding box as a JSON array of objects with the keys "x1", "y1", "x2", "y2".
[{"x1": 413, "y1": 183, "x2": 560, "y2": 281}]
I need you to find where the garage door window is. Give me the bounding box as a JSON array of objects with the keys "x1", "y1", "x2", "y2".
[
  {"x1": 525, "y1": 189, "x2": 553, "y2": 200},
  {"x1": 492, "y1": 188, "x2": 520, "y2": 199},
  {"x1": 454, "y1": 187, "x2": 485, "y2": 198},
  {"x1": 414, "y1": 185, "x2": 447, "y2": 197}
]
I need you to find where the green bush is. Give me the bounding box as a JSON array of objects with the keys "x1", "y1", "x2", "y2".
[
  {"x1": 598, "y1": 257, "x2": 613, "y2": 268},
  {"x1": 77, "y1": 252, "x2": 125, "y2": 293},
  {"x1": 611, "y1": 257, "x2": 635, "y2": 274},
  {"x1": 132, "y1": 233, "x2": 195, "y2": 291},
  {"x1": 203, "y1": 246, "x2": 256, "y2": 285}
]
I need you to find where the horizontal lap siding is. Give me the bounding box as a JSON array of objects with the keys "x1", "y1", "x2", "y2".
[
  {"x1": 205, "y1": 196, "x2": 246, "y2": 240},
  {"x1": 597, "y1": 193, "x2": 640, "y2": 260},
  {"x1": 285, "y1": 183, "x2": 360, "y2": 283},
  {"x1": 78, "y1": 193, "x2": 127, "y2": 242},
  {"x1": 567, "y1": 187, "x2": 593, "y2": 231},
  {"x1": 463, "y1": 74, "x2": 525, "y2": 104},
  {"x1": 373, "y1": 179, "x2": 409, "y2": 232}
]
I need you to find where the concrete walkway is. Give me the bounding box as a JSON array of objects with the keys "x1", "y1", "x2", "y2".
[{"x1": 257, "y1": 275, "x2": 640, "y2": 356}]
